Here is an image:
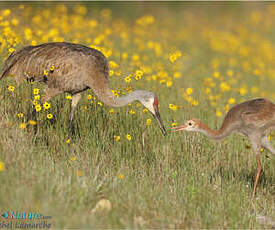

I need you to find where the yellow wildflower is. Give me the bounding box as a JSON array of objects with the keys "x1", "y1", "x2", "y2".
[
  {"x1": 70, "y1": 156, "x2": 76, "y2": 161},
  {"x1": 43, "y1": 70, "x2": 48, "y2": 76},
  {"x1": 33, "y1": 88, "x2": 39, "y2": 95},
  {"x1": 109, "y1": 109, "x2": 115, "y2": 114},
  {"x1": 118, "y1": 173, "x2": 124, "y2": 179},
  {"x1": 3, "y1": 9, "x2": 11, "y2": 17},
  {"x1": 227, "y1": 70, "x2": 233, "y2": 77},
  {"x1": 169, "y1": 104, "x2": 177, "y2": 111},
  {"x1": 8, "y1": 85, "x2": 15, "y2": 92},
  {"x1": 146, "y1": 119, "x2": 151, "y2": 126},
  {"x1": 114, "y1": 135, "x2": 120, "y2": 142},
  {"x1": 115, "y1": 71, "x2": 121, "y2": 76},
  {"x1": 112, "y1": 90, "x2": 119, "y2": 97},
  {"x1": 122, "y1": 52, "x2": 128, "y2": 59},
  {"x1": 132, "y1": 54, "x2": 140, "y2": 61},
  {"x1": 97, "y1": 102, "x2": 103, "y2": 106},
  {"x1": 109, "y1": 61, "x2": 119, "y2": 69},
  {"x1": 129, "y1": 109, "x2": 135, "y2": 115},
  {"x1": 169, "y1": 50, "x2": 181, "y2": 63},
  {"x1": 126, "y1": 134, "x2": 132, "y2": 141},
  {"x1": 159, "y1": 79, "x2": 166, "y2": 84},
  {"x1": 171, "y1": 122, "x2": 178, "y2": 127},
  {"x1": 220, "y1": 82, "x2": 231, "y2": 92},
  {"x1": 260, "y1": 148, "x2": 264, "y2": 153},
  {"x1": 0, "y1": 161, "x2": 5, "y2": 172},
  {"x1": 166, "y1": 80, "x2": 173, "y2": 88},
  {"x1": 124, "y1": 75, "x2": 131, "y2": 83},
  {"x1": 134, "y1": 75, "x2": 142, "y2": 81},
  {"x1": 28, "y1": 120, "x2": 37, "y2": 125},
  {"x1": 239, "y1": 87, "x2": 247, "y2": 96},
  {"x1": 17, "y1": 113, "x2": 24, "y2": 118},
  {"x1": 228, "y1": 98, "x2": 236, "y2": 104},
  {"x1": 136, "y1": 70, "x2": 143, "y2": 76},
  {"x1": 66, "y1": 139, "x2": 71, "y2": 144},
  {"x1": 43, "y1": 102, "x2": 51, "y2": 110},
  {"x1": 49, "y1": 65, "x2": 55, "y2": 72},
  {"x1": 11, "y1": 18, "x2": 19, "y2": 26},
  {"x1": 191, "y1": 100, "x2": 199, "y2": 106},
  {"x1": 8, "y1": 47, "x2": 15, "y2": 53},
  {"x1": 109, "y1": 70, "x2": 114, "y2": 76},
  {"x1": 205, "y1": 88, "x2": 211, "y2": 94},
  {"x1": 89, "y1": 19, "x2": 98, "y2": 27},
  {"x1": 143, "y1": 109, "x2": 148, "y2": 113},
  {"x1": 66, "y1": 95, "x2": 72, "y2": 100},
  {"x1": 19, "y1": 123, "x2": 26, "y2": 129},
  {"x1": 31, "y1": 40, "x2": 37, "y2": 46},
  {"x1": 46, "y1": 113, "x2": 53, "y2": 119},
  {"x1": 35, "y1": 104, "x2": 42, "y2": 112},
  {"x1": 186, "y1": 88, "x2": 193, "y2": 95},
  {"x1": 184, "y1": 94, "x2": 192, "y2": 103},
  {"x1": 224, "y1": 104, "x2": 230, "y2": 111},
  {"x1": 213, "y1": 71, "x2": 220, "y2": 78},
  {"x1": 34, "y1": 95, "x2": 40, "y2": 101},
  {"x1": 216, "y1": 109, "x2": 222, "y2": 117},
  {"x1": 173, "y1": 72, "x2": 181, "y2": 78}
]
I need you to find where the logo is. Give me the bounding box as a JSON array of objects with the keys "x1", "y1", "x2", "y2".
[
  {"x1": 1, "y1": 211, "x2": 43, "y2": 220},
  {"x1": 0, "y1": 211, "x2": 52, "y2": 229},
  {"x1": 1, "y1": 212, "x2": 8, "y2": 219}
]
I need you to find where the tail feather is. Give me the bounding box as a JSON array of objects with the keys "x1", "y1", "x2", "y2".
[
  {"x1": 0, "y1": 51, "x2": 18, "y2": 79},
  {"x1": 0, "y1": 45, "x2": 34, "y2": 79}
]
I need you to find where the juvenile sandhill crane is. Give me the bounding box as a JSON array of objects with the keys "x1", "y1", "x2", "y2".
[
  {"x1": 1, "y1": 42, "x2": 167, "y2": 135},
  {"x1": 171, "y1": 98, "x2": 275, "y2": 198}
]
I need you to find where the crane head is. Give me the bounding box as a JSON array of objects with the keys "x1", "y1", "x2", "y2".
[
  {"x1": 170, "y1": 118, "x2": 201, "y2": 132},
  {"x1": 139, "y1": 92, "x2": 167, "y2": 136}
]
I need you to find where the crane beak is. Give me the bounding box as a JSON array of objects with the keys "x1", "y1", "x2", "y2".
[
  {"x1": 170, "y1": 124, "x2": 187, "y2": 132},
  {"x1": 152, "y1": 107, "x2": 167, "y2": 136}
]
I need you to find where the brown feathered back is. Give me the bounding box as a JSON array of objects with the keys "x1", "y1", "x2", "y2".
[
  {"x1": 1, "y1": 42, "x2": 110, "y2": 95},
  {"x1": 221, "y1": 98, "x2": 275, "y2": 131}
]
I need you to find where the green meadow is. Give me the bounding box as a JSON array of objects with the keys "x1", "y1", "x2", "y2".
[{"x1": 0, "y1": 2, "x2": 274, "y2": 228}]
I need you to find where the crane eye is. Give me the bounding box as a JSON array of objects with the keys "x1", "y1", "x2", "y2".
[{"x1": 188, "y1": 122, "x2": 192, "y2": 126}]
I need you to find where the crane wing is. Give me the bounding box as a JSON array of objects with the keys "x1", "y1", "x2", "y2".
[{"x1": 241, "y1": 98, "x2": 275, "y2": 126}]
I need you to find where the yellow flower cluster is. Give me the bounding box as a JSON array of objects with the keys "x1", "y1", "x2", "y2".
[
  {"x1": 114, "y1": 134, "x2": 132, "y2": 142},
  {"x1": 0, "y1": 4, "x2": 274, "y2": 134},
  {"x1": 169, "y1": 51, "x2": 182, "y2": 63},
  {"x1": 136, "y1": 15, "x2": 155, "y2": 26}
]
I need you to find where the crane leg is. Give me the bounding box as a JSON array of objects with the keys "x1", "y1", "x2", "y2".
[
  {"x1": 261, "y1": 136, "x2": 275, "y2": 155},
  {"x1": 252, "y1": 154, "x2": 262, "y2": 199},
  {"x1": 69, "y1": 92, "x2": 82, "y2": 135},
  {"x1": 250, "y1": 137, "x2": 262, "y2": 199}
]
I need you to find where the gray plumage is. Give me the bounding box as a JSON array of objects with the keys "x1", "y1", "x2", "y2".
[
  {"x1": 172, "y1": 98, "x2": 275, "y2": 198},
  {"x1": 1, "y1": 42, "x2": 167, "y2": 135}
]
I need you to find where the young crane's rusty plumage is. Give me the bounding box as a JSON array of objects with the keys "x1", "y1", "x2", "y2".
[
  {"x1": 171, "y1": 98, "x2": 275, "y2": 198},
  {"x1": 1, "y1": 42, "x2": 167, "y2": 135}
]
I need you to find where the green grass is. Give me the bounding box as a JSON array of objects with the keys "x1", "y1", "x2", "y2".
[
  {"x1": 0, "y1": 77, "x2": 274, "y2": 229},
  {"x1": 0, "y1": 2, "x2": 274, "y2": 229}
]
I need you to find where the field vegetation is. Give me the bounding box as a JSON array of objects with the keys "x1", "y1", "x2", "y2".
[{"x1": 0, "y1": 2, "x2": 274, "y2": 228}]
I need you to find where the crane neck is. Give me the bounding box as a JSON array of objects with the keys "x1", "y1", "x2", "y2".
[
  {"x1": 197, "y1": 121, "x2": 234, "y2": 140},
  {"x1": 95, "y1": 89, "x2": 145, "y2": 108}
]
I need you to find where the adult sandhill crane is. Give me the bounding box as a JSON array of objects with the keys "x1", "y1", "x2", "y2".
[
  {"x1": 0, "y1": 42, "x2": 167, "y2": 135},
  {"x1": 171, "y1": 98, "x2": 275, "y2": 198}
]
